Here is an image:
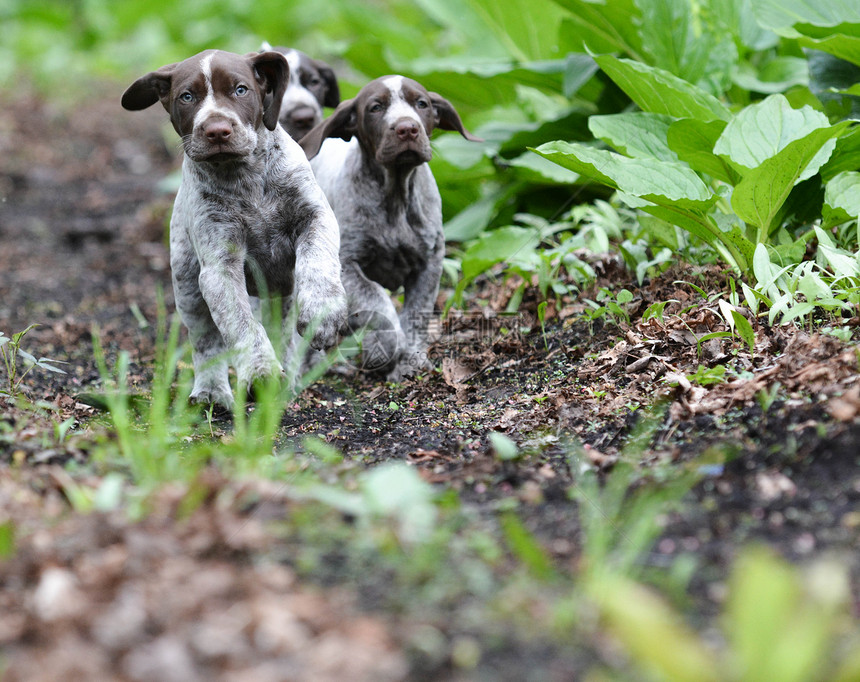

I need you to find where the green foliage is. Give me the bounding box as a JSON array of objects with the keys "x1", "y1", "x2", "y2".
[
  {"x1": 450, "y1": 210, "x2": 608, "y2": 307},
  {"x1": 570, "y1": 421, "x2": 702, "y2": 581},
  {"x1": 0, "y1": 520, "x2": 15, "y2": 559},
  {"x1": 489, "y1": 431, "x2": 519, "y2": 461},
  {"x1": 0, "y1": 325, "x2": 67, "y2": 400},
  {"x1": 685, "y1": 364, "x2": 728, "y2": 387},
  {"x1": 745, "y1": 235, "x2": 860, "y2": 327},
  {"x1": 91, "y1": 313, "x2": 210, "y2": 487},
  {"x1": 753, "y1": 0, "x2": 860, "y2": 66},
  {"x1": 360, "y1": 463, "x2": 438, "y2": 544},
  {"x1": 582, "y1": 287, "x2": 634, "y2": 329},
  {"x1": 525, "y1": 1, "x2": 860, "y2": 301},
  {"x1": 593, "y1": 574, "x2": 720, "y2": 682},
  {"x1": 533, "y1": 91, "x2": 855, "y2": 278},
  {"x1": 499, "y1": 511, "x2": 556, "y2": 581},
  {"x1": 592, "y1": 547, "x2": 860, "y2": 682}
]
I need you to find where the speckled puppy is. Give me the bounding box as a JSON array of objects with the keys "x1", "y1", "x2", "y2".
[
  {"x1": 300, "y1": 76, "x2": 481, "y2": 380},
  {"x1": 122, "y1": 49, "x2": 346, "y2": 407},
  {"x1": 261, "y1": 42, "x2": 340, "y2": 140}
]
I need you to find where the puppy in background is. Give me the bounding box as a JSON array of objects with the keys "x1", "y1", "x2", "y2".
[
  {"x1": 122, "y1": 49, "x2": 346, "y2": 407},
  {"x1": 300, "y1": 75, "x2": 481, "y2": 381},
  {"x1": 261, "y1": 42, "x2": 340, "y2": 140}
]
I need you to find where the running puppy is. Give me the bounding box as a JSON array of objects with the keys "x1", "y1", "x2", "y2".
[
  {"x1": 121, "y1": 49, "x2": 346, "y2": 407},
  {"x1": 300, "y1": 75, "x2": 481, "y2": 380}
]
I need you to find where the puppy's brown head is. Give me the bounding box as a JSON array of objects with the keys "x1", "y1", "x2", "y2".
[
  {"x1": 299, "y1": 75, "x2": 481, "y2": 164},
  {"x1": 121, "y1": 49, "x2": 288, "y2": 162}
]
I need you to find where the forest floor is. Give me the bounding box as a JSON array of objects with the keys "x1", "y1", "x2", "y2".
[{"x1": 1, "y1": 84, "x2": 859, "y2": 681}]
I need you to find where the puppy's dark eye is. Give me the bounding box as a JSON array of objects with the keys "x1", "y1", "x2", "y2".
[
  {"x1": 416, "y1": 99, "x2": 429, "y2": 109},
  {"x1": 307, "y1": 76, "x2": 321, "y2": 87},
  {"x1": 179, "y1": 92, "x2": 194, "y2": 103},
  {"x1": 369, "y1": 103, "x2": 384, "y2": 113},
  {"x1": 235, "y1": 85, "x2": 249, "y2": 96}
]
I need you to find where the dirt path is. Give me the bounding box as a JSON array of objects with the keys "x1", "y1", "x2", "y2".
[{"x1": 1, "y1": 84, "x2": 859, "y2": 680}]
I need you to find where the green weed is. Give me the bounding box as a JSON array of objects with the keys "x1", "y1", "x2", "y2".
[
  {"x1": 0, "y1": 325, "x2": 67, "y2": 400},
  {"x1": 591, "y1": 547, "x2": 860, "y2": 682},
  {"x1": 582, "y1": 287, "x2": 634, "y2": 330}
]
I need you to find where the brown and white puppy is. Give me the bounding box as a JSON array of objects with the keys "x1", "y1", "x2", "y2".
[
  {"x1": 262, "y1": 43, "x2": 340, "y2": 139},
  {"x1": 300, "y1": 75, "x2": 481, "y2": 380},
  {"x1": 122, "y1": 49, "x2": 346, "y2": 407}
]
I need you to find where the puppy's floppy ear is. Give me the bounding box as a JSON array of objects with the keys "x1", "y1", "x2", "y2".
[
  {"x1": 248, "y1": 50, "x2": 289, "y2": 131},
  {"x1": 429, "y1": 92, "x2": 483, "y2": 142},
  {"x1": 298, "y1": 99, "x2": 357, "y2": 159},
  {"x1": 121, "y1": 63, "x2": 177, "y2": 111},
  {"x1": 314, "y1": 60, "x2": 341, "y2": 109}
]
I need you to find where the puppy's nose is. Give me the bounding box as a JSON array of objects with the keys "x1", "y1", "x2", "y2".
[
  {"x1": 204, "y1": 120, "x2": 232, "y2": 143},
  {"x1": 395, "y1": 119, "x2": 420, "y2": 141},
  {"x1": 289, "y1": 106, "x2": 317, "y2": 130}
]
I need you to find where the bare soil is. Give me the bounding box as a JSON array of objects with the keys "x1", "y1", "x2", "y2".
[{"x1": 1, "y1": 83, "x2": 859, "y2": 681}]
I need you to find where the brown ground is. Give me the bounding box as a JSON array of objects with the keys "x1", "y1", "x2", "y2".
[{"x1": 1, "y1": 83, "x2": 859, "y2": 680}]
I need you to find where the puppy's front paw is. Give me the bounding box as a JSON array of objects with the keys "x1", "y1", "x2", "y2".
[
  {"x1": 298, "y1": 291, "x2": 348, "y2": 351},
  {"x1": 189, "y1": 370, "x2": 234, "y2": 409},
  {"x1": 236, "y1": 340, "x2": 284, "y2": 388},
  {"x1": 190, "y1": 385, "x2": 234, "y2": 410},
  {"x1": 386, "y1": 349, "x2": 431, "y2": 383}
]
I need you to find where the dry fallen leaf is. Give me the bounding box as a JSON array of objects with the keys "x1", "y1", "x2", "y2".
[{"x1": 826, "y1": 386, "x2": 860, "y2": 422}]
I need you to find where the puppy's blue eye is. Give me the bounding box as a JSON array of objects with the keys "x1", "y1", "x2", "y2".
[
  {"x1": 369, "y1": 103, "x2": 383, "y2": 113},
  {"x1": 236, "y1": 85, "x2": 249, "y2": 96},
  {"x1": 179, "y1": 92, "x2": 194, "y2": 103},
  {"x1": 416, "y1": 99, "x2": 428, "y2": 109}
]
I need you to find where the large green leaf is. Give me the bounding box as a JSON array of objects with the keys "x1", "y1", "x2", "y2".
[
  {"x1": 751, "y1": 0, "x2": 860, "y2": 31},
  {"x1": 731, "y1": 122, "x2": 851, "y2": 237},
  {"x1": 594, "y1": 55, "x2": 732, "y2": 121},
  {"x1": 667, "y1": 119, "x2": 736, "y2": 183},
  {"x1": 589, "y1": 113, "x2": 679, "y2": 162},
  {"x1": 497, "y1": 108, "x2": 593, "y2": 157},
  {"x1": 554, "y1": 0, "x2": 645, "y2": 59},
  {"x1": 636, "y1": 0, "x2": 695, "y2": 74},
  {"x1": 465, "y1": 0, "x2": 568, "y2": 60},
  {"x1": 506, "y1": 152, "x2": 581, "y2": 184},
  {"x1": 460, "y1": 225, "x2": 541, "y2": 279},
  {"x1": 733, "y1": 56, "x2": 810, "y2": 94},
  {"x1": 532, "y1": 142, "x2": 751, "y2": 267},
  {"x1": 444, "y1": 191, "x2": 509, "y2": 243},
  {"x1": 636, "y1": 0, "x2": 737, "y2": 89},
  {"x1": 797, "y1": 33, "x2": 860, "y2": 68},
  {"x1": 707, "y1": 0, "x2": 781, "y2": 51},
  {"x1": 532, "y1": 141, "x2": 714, "y2": 208},
  {"x1": 639, "y1": 203, "x2": 747, "y2": 269},
  {"x1": 823, "y1": 171, "x2": 860, "y2": 227},
  {"x1": 618, "y1": 192, "x2": 726, "y2": 251},
  {"x1": 714, "y1": 95, "x2": 833, "y2": 173},
  {"x1": 751, "y1": 0, "x2": 860, "y2": 65},
  {"x1": 820, "y1": 127, "x2": 860, "y2": 182}
]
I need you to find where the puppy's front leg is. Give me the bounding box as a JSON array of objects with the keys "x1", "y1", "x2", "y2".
[
  {"x1": 171, "y1": 248, "x2": 233, "y2": 408},
  {"x1": 398, "y1": 232, "x2": 444, "y2": 375},
  {"x1": 293, "y1": 213, "x2": 347, "y2": 351},
  {"x1": 197, "y1": 253, "x2": 283, "y2": 388},
  {"x1": 341, "y1": 261, "x2": 407, "y2": 376}
]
